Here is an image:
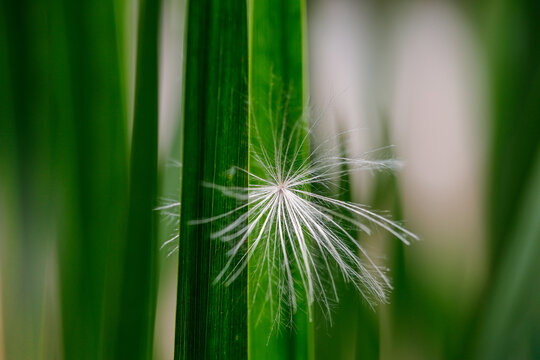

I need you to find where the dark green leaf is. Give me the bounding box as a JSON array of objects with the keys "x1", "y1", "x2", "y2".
[
  {"x1": 174, "y1": 0, "x2": 249, "y2": 358},
  {"x1": 112, "y1": 0, "x2": 161, "y2": 358}
]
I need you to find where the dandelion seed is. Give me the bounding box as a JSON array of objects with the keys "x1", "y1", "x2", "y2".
[
  {"x1": 155, "y1": 159, "x2": 183, "y2": 255},
  {"x1": 186, "y1": 116, "x2": 418, "y2": 326},
  {"x1": 156, "y1": 198, "x2": 181, "y2": 255}
]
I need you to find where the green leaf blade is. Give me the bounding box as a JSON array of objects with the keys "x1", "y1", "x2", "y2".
[
  {"x1": 112, "y1": 0, "x2": 162, "y2": 358},
  {"x1": 174, "y1": 0, "x2": 249, "y2": 358},
  {"x1": 248, "y1": 0, "x2": 313, "y2": 359}
]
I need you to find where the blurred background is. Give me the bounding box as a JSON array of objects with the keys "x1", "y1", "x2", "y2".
[{"x1": 1, "y1": 0, "x2": 539, "y2": 359}]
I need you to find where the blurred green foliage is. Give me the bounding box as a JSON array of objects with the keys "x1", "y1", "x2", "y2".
[
  {"x1": 0, "y1": 0, "x2": 160, "y2": 358},
  {"x1": 1, "y1": 0, "x2": 539, "y2": 359},
  {"x1": 475, "y1": 0, "x2": 540, "y2": 357}
]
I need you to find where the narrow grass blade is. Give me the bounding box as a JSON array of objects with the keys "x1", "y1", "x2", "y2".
[
  {"x1": 470, "y1": 1, "x2": 540, "y2": 357},
  {"x1": 475, "y1": 150, "x2": 540, "y2": 359},
  {"x1": 112, "y1": 0, "x2": 161, "y2": 358},
  {"x1": 174, "y1": 0, "x2": 249, "y2": 358},
  {"x1": 487, "y1": 0, "x2": 540, "y2": 264},
  {"x1": 248, "y1": 0, "x2": 313, "y2": 358}
]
